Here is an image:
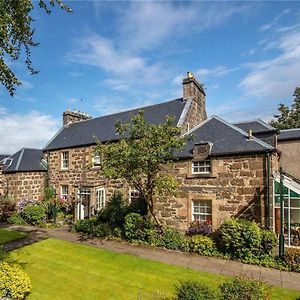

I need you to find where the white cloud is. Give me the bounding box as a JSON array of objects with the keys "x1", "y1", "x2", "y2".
[
  {"x1": 93, "y1": 96, "x2": 153, "y2": 116},
  {"x1": 68, "y1": 33, "x2": 166, "y2": 86},
  {"x1": 196, "y1": 66, "x2": 238, "y2": 79},
  {"x1": 258, "y1": 8, "x2": 291, "y2": 32},
  {"x1": 117, "y1": 2, "x2": 249, "y2": 51},
  {"x1": 0, "y1": 109, "x2": 59, "y2": 154},
  {"x1": 20, "y1": 80, "x2": 33, "y2": 90},
  {"x1": 239, "y1": 30, "x2": 300, "y2": 99}
]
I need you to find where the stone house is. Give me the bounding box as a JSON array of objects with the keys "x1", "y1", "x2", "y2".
[
  {"x1": 277, "y1": 128, "x2": 300, "y2": 180},
  {"x1": 0, "y1": 148, "x2": 46, "y2": 201},
  {"x1": 43, "y1": 73, "x2": 280, "y2": 232}
]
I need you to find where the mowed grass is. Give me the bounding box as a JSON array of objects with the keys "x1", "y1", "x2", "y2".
[
  {"x1": 8, "y1": 238, "x2": 300, "y2": 300},
  {"x1": 0, "y1": 228, "x2": 27, "y2": 244}
]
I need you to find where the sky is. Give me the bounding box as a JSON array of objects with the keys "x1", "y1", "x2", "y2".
[{"x1": 1, "y1": 1, "x2": 300, "y2": 154}]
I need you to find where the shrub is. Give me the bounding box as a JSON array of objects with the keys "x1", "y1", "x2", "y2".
[
  {"x1": 190, "y1": 235, "x2": 217, "y2": 256},
  {"x1": 21, "y1": 204, "x2": 46, "y2": 225},
  {"x1": 175, "y1": 281, "x2": 218, "y2": 300},
  {"x1": 0, "y1": 196, "x2": 16, "y2": 221},
  {"x1": 124, "y1": 213, "x2": 146, "y2": 241},
  {"x1": 219, "y1": 277, "x2": 267, "y2": 300},
  {"x1": 92, "y1": 223, "x2": 111, "y2": 238},
  {"x1": 75, "y1": 219, "x2": 111, "y2": 238},
  {"x1": 112, "y1": 227, "x2": 123, "y2": 239},
  {"x1": 260, "y1": 229, "x2": 278, "y2": 256},
  {"x1": 16, "y1": 198, "x2": 39, "y2": 212},
  {"x1": 187, "y1": 220, "x2": 212, "y2": 236},
  {"x1": 127, "y1": 197, "x2": 148, "y2": 216},
  {"x1": 97, "y1": 191, "x2": 126, "y2": 226},
  {"x1": 75, "y1": 219, "x2": 95, "y2": 235},
  {"x1": 0, "y1": 262, "x2": 31, "y2": 300},
  {"x1": 285, "y1": 248, "x2": 300, "y2": 272},
  {"x1": 7, "y1": 212, "x2": 27, "y2": 225},
  {"x1": 162, "y1": 227, "x2": 189, "y2": 251},
  {"x1": 218, "y1": 219, "x2": 261, "y2": 259}
]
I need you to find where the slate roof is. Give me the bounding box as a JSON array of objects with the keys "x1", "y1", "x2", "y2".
[
  {"x1": 44, "y1": 98, "x2": 187, "y2": 151},
  {"x1": 178, "y1": 116, "x2": 275, "y2": 158},
  {"x1": 278, "y1": 128, "x2": 300, "y2": 141},
  {"x1": 0, "y1": 154, "x2": 10, "y2": 162},
  {"x1": 234, "y1": 119, "x2": 276, "y2": 133},
  {"x1": 3, "y1": 148, "x2": 47, "y2": 173}
]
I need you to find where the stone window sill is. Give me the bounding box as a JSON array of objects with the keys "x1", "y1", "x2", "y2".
[{"x1": 186, "y1": 173, "x2": 216, "y2": 179}]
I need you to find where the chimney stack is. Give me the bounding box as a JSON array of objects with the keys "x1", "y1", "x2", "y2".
[
  {"x1": 63, "y1": 108, "x2": 92, "y2": 125},
  {"x1": 181, "y1": 72, "x2": 207, "y2": 133}
]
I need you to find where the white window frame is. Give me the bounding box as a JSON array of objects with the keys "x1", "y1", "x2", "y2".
[
  {"x1": 192, "y1": 160, "x2": 211, "y2": 174},
  {"x1": 192, "y1": 200, "x2": 212, "y2": 222},
  {"x1": 61, "y1": 185, "x2": 69, "y2": 201},
  {"x1": 129, "y1": 187, "x2": 140, "y2": 203},
  {"x1": 95, "y1": 188, "x2": 106, "y2": 211},
  {"x1": 92, "y1": 153, "x2": 101, "y2": 167},
  {"x1": 61, "y1": 151, "x2": 69, "y2": 170}
]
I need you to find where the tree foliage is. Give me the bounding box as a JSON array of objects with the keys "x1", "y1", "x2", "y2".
[
  {"x1": 270, "y1": 87, "x2": 300, "y2": 129},
  {"x1": 0, "y1": 0, "x2": 71, "y2": 96},
  {"x1": 96, "y1": 111, "x2": 190, "y2": 227}
]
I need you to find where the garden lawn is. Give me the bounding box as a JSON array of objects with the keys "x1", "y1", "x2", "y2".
[
  {"x1": 0, "y1": 229, "x2": 27, "y2": 244},
  {"x1": 8, "y1": 239, "x2": 300, "y2": 300}
]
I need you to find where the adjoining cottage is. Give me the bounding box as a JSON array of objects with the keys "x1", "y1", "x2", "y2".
[{"x1": 0, "y1": 148, "x2": 46, "y2": 200}]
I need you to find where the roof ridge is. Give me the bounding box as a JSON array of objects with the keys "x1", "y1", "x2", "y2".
[
  {"x1": 234, "y1": 119, "x2": 275, "y2": 130},
  {"x1": 15, "y1": 148, "x2": 25, "y2": 171},
  {"x1": 66, "y1": 98, "x2": 184, "y2": 127},
  {"x1": 190, "y1": 115, "x2": 274, "y2": 150},
  {"x1": 177, "y1": 97, "x2": 193, "y2": 126},
  {"x1": 280, "y1": 128, "x2": 300, "y2": 132},
  {"x1": 216, "y1": 116, "x2": 274, "y2": 150}
]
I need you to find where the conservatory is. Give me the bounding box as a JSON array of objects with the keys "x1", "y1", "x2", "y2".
[{"x1": 273, "y1": 173, "x2": 300, "y2": 247}]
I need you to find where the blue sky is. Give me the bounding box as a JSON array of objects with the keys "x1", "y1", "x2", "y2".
[{"x1": 1, "y1": 1, "x2": 300, "y2": 153}]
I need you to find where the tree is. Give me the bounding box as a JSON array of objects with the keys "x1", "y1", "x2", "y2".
[
  {"x1": 0, "y1": 0, "x2": 71, "y2": 96},
  {"x1": 270, "y1": 87, "x2": 300, "y2": 129},
  {"x1": 96, "y1": 111, "x2": 190, "y2": 228}
]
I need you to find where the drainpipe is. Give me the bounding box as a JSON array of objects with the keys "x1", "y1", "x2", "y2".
[
  {"x1": 266, "y1": 152, "x2": 271, "y2": 229},
  {"x1": 279, "y1": 167, "x2": 285, "y2": 258}
]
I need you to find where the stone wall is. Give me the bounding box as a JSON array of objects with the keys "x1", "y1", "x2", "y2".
[
  {"x1": 278, "y1": 140, "x2": 300, "y2": 180},
  {"x1": 46, "y1": 145, "x2": 278, "y2": 230},
  {"x1": 46, "y1": 146, "x2": 130, "y2": 214},
  {"x1": 1, "y1": 171, "x2": 45, "y2": 201},
  {"x1": 155, "y1": 153, "x2": 278, "y2": 231}
]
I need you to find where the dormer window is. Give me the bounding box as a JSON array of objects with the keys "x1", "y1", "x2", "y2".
[
  {"x1": 192, "y1": 160, "x2": 211, "y2": 174},
  {"x1": 61, "y1": 151, "x2": 69, "y2": 170},
  {"x1": 92, "y1": 153, "x2": 101, "y2": 167}
]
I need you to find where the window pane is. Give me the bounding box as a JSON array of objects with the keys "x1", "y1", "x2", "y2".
[
  {"x1": 192, "y1": 160, "x2": 211, "y2": 174},
  {"x1": 192, "y1": 200, "x2": 212, "y2": 223}
]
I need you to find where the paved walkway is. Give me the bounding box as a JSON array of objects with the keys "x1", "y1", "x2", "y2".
[{"x1": 1, "y1": 223, "x2": 300, "y2": 292}]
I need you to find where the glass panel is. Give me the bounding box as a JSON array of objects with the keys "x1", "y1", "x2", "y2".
[
  {"x1": 291, "y1": 190, "x2": 300, "y2": 198},
  {"x1": 284, "y1": 208, "x2": 289, "y2": 245},
  {"x1": 274, "y1": 181, "x2": 289, "y2": 195},
  {"x1": 274, "y1": 196, "x2": 280, "y2": 206},
  {"x1": 290, "y1": 209, "x2": 300, "y2": 246},
  {"x1": 290, "y1": 199, "x2": 300, "y2": 209}
]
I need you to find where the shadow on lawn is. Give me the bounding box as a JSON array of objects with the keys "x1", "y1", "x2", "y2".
[{"x1": 1, "y1": 225, "x2": 48, "y2": 252}]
